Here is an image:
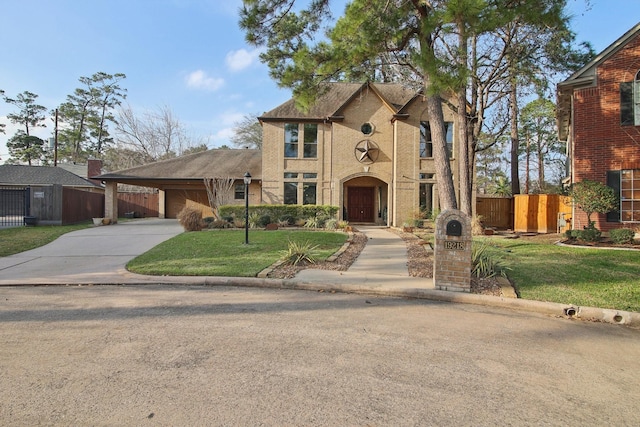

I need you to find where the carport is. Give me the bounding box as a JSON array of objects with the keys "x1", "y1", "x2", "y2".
[{"x1": 94, "y1": 149, "x2": 262, "y2": 222}]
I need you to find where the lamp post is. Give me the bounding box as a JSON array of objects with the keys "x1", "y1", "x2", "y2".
[{"x1": 244, "y1": 172, "x2": 251, "y2": 244}]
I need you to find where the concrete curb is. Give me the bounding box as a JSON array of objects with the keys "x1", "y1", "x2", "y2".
[{"x1": 31, "y1": 274, "x2": 636, "y2": 329}]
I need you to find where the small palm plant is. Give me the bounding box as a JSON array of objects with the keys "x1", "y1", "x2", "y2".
[
  {"x1": 471, "y1": 239, "x2": 510, "y2": 278},
  {"x1": 281, "y1": 240, "x2": 319, "y2": 266}
]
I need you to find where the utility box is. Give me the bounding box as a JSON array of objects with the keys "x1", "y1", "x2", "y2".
[{"x1": 434, "y1": 209, "x2": 472, "y2": 292}]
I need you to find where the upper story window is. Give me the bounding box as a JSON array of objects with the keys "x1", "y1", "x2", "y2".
[
  {"x1": 284, "y1": 123, "x2": 318, "y2": 158},
  {"x1": 284, "y1": 123, "x2": 299, "y2": 157},
  {"x1": 303, "y1": 124, "x2": 318, "y2": 158},
  {"x1": 620, "y1": 70, "x2": 640, "y2": 126},
  {"x1": 420, "y1": 121, "x2": 453, "y2": 158}
]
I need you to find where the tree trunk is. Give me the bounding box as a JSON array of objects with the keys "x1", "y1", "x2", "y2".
[
  {"x1": 457, "y1": 28, "x2": 472, "y2": 216},
  {"x1": 509, "y1": 75, "x2": 520, "y2": 195},
  {"x1": 525, "y1": 132, "x2": 530, "y2": 194},
  {"x1": 425, "y1": 91, "x2": 457, "y2": 211}
]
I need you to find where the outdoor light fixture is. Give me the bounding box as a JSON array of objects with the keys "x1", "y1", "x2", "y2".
[{"x1": 244, "y1": 172, "x2": 251, "y2": 244}]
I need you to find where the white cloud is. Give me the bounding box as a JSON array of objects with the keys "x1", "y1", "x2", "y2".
[
  {"x1": 219, "y1": 111, "x2": 245, "y2": 126},
  {"x1": 185, "y1": 70, "x2": 224, "y2": 91},
  {"x1": 225, "y1": 48, "x2": 262, "y2": 72}
]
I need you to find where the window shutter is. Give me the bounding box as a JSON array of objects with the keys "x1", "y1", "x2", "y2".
[
  {"x1": 606, "y1": 170, "x2": 621, "y2": 222},
  {"x1": 620, "y1": 82, "x2": 634, "y2": 126}
]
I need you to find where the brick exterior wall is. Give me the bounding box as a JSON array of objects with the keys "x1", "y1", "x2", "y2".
[
  {"x1": 571, "y1": 32, "x2": 640, "y2": 231},
  {"x1": 261, "y1": 86, "x2": 458, "y2": 226}
]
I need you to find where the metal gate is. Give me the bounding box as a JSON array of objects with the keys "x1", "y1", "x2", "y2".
[{"x1": 0, "y1": 186, "x2": 28, "y2": 227}]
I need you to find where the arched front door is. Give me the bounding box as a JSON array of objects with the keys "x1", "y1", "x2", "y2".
[{"x1": 343, "y1": 176, "x2": 388, "y2": 224}]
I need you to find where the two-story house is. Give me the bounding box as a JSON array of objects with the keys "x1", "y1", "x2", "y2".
[
  {"x1": 558, "y1": 22, "x2": 640, "y2": 231},
  {"x1": 259, "y1": 82, "x2": 459, "y2": 227}
]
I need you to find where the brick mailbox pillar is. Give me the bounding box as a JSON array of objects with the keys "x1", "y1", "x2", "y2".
[{"x1": 433, "y1": 209, "x2": 472, "y2": 292}]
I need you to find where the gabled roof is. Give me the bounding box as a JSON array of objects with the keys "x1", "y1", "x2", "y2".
[
  {"x1": 558, "y1": 21, "x2": 640, "y2": 91},
  {"x1": 96, "y1": 149, "x2": 262, "y2": 184},
  {"x1": 557, "y1": 22, "x2": 640, "y2": 141},
  {"x1": 259, "y1": 82, "x2": 419, "y2": 122},
  {"x1": 0, "y1": 164, "x2": 101, "y2": 188}
]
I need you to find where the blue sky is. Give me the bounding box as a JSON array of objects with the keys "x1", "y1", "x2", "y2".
[{"x1": 1, "y1": 0, "x2": 639, "y2": 164}]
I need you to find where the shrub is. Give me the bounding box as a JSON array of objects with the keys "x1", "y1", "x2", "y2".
[
  {"x1": 208, "y1": 220, "x2": 231, "y2": 229},
  {"x1": 472, "y1": 240, "x2": 509, "y2": 278},
  {"x1": 248, "y1": 212, "x2": 260, "y2": 228},
  {"x1": 222, "y1": 215, "x2": 234, "y2": 223},
  {"x1": 471, "y1": 215, "x2": 484, "y2": 236},
  {"x1": 177, "y1": 206, "x2": 204, "y2": 231},
  {"x1": 324, "y1": 218, "x2": 338, "y2": 230},
  {"x1": 304, "y1": 216, "x2": 319, "y2": 228},
  {"x1": 578, "y1": 222, "x2": 601, "y2": 242},
  {"x1": 258, "y1": 214, "x2": 271, "y2": 227},
  {"x1": 610, "y1": 228, "x2": 635, "y2": 244},
  {"x1": 280, "y1": 240, "x2": 319, "y2": 266},
  {"x1": 279, "y1": 215, "x2": 295, "y2": 226}
]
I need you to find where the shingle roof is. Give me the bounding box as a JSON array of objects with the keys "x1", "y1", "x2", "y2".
[
  {"x1": 259, "y1": 82, "x2": 419, "y2": 121},
  {"x1": 96, "y1": 149, "x2": 262, "y2": 181},
  {"x1": 0, "y1": 164, "x2": 101, "y2": 188}
]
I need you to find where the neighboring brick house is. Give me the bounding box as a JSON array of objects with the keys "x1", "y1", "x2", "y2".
[
  {"x1": 558, "y1": 22, "x2": 640, "y2": 231},
  {"x1": 259, "y1": 82, "x2": 459, "y2": 227}
]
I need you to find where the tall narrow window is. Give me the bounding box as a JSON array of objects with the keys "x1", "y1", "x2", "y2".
[
  {"x1": 284, "y1": 123, "x2": 299, "y2": 157},
  {"x1": 635, "y1": 70, "x2": 640, "y2": 125},
  {"x1": 284, "y1": 182, "x2": 298, "y2": 204},
  {"x1": 303, "y1": 183, "x2": 317, "y2": 205},
  {"x1": 620, "y1": 169, "x2": 640, "y2": 222},
  {"x1": 303, "y1": 123, "x2": 318, "y2": 158},
  {"x1": 621, "y1": 70, "x2": 640, "y2": 126},
  {"x1": 420, "y1": 121, "x2": 453, "y2": 158}
]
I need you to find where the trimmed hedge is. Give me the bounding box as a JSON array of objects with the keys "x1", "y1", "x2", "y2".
[{"x1": 219, "y1": 204, "x2": 339, "y2": 224}]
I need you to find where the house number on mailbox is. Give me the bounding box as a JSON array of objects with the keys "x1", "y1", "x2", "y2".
[{"x1": 444, "y1": 241, "x2": 465, "y2": 250}]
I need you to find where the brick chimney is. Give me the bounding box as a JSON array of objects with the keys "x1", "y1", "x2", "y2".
[{"x1": 87, "y1": 159, "x2": 103, "y2": 186}]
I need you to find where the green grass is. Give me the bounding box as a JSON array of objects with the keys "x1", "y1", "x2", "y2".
[
  {"x1": 3, "y1": 223, "x2": 639, "y2": 312},
  {"x1": 126, "y1": 229, "x2": 348, "y2": 277},
  {"x1": 479, "y1": 237, "x2": 640, "y2": 312},
  {"x1": 0, "y1": 222, "x2": 92, "y2": 257}
]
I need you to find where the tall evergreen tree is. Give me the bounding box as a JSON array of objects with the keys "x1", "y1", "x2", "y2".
[
  {"x1": 56, "y1": 72, "x2": 126, "y2": 162},
  {"x1": 3, "y1": 91, "x2": 47, "y2": 165},
  {"x1": 240, "y1": 0, "x2": 582, "y2": 214}
]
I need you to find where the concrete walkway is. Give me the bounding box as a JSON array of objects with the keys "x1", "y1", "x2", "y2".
[{"x1": 296, "y1": 226, "x2": 433, "y2": 290}]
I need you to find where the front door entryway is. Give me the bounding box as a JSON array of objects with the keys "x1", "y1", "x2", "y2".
[{"x1": 347, "y1": 186, "x2": 375, "y2": 222}]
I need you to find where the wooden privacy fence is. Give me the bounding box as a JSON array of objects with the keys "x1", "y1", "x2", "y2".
[
  {"x1": 62, "y1": 187, "x2": 105, "y2": 224},
  {"x1": 117, "y1": 192, "x2": 159, "y2": 218},
  {"x1": 476, "y1": 197, "x2": 513, "y2": 229},
  {"x1": 514, "y1": 194, "x2": 572, "y2": 233}
]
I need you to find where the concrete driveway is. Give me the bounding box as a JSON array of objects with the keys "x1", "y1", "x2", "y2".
[
  {"x1": 0, "y1": 218, "x2": 183, "y2": 285},
  {"x1": 0, "y1": 285, "x2": 638, "y2": 425}
]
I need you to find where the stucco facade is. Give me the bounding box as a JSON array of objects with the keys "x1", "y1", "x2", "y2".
[{"x1": 260, "y1": 82, "x2": 458, "y2": 227}]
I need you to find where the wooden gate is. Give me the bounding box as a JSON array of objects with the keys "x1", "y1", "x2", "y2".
[{"x1": 476, "y1": 197, "x2": 513, "y2": 229}]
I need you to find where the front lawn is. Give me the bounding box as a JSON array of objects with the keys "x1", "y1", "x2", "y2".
[
  {"x1": 0, "y1": 223, "x2": 91, "y2": 257},
  {"x1": 126, "y1": 229, "x2": 348, "y2": 277},
  {"x1": 480, "y1": 236, "x2": 640, "y2": 312}
]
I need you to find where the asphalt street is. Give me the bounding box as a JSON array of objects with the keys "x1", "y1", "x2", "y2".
[{"x1": 1, "y1": 285, "x2": 639, "y2": 425}]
